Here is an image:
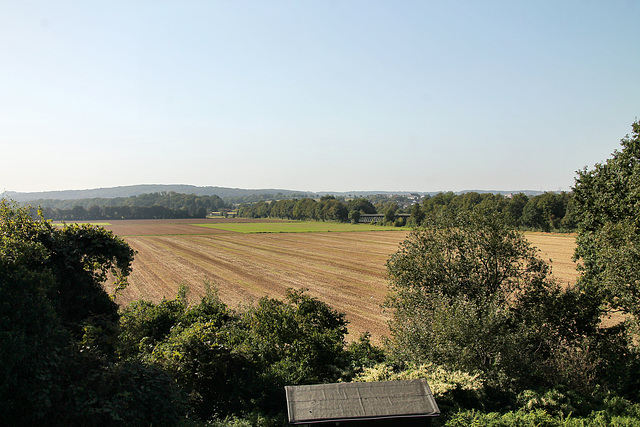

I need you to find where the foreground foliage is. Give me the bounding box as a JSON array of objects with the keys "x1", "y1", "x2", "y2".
[
  {"x1": 118, "y1": 285, "x2": 360, "y2": 421},
  {"x1": 0, "y1": 199, "x2": 185, "y2": 425}
]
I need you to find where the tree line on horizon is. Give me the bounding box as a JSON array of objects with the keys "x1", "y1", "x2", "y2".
[
  {"x1": 236, "y1": 190, "x2": 576, "y2": 232},
  {"x1": 31, "y1": 192, "x2": 229, "y2": 221},
  {"x1": 20, "y1": 184, "x2": 573, "y2": 232}
]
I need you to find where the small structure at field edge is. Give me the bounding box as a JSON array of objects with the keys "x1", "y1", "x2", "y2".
[{"x1": 285, "y1": 379, "x2": 440, "y2": 426}]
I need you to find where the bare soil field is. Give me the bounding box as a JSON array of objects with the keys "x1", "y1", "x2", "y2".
[{"x1": 102, "y1": 220, "x2": 579, "y2": 342}]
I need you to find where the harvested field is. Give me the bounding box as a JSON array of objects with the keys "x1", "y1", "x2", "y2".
[
  {"x1": 101, "y1": 220, "x2": 579, "y2": 342},
  {"x1": 525, "y1": 232, "x2": 579, "y2": 287}
]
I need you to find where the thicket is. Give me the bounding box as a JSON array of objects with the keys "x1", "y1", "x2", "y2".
[{"x1": 0, "y1": 200, "x2": 186, "y2": 425}]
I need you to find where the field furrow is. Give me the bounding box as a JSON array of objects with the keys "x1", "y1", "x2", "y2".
[{"x1": 102, "y1": 220, "x2": 578, "y2": 342}]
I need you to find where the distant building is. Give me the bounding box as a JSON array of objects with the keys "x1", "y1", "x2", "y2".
[{"x1": 285, "y1": 379, "x2": 440, "y2": 426}]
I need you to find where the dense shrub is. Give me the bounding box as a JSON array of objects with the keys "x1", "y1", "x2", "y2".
[{"x1": 119, "y1": 286, "x2": 351, "y2": 421}]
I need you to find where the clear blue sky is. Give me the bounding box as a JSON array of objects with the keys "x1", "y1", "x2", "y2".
[{"x1": 2, "y1": 1, "x2": 639, "y2": 193}]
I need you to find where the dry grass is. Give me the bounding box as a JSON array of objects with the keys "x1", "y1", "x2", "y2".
[
  {"x1": 524, "y1": 231, "x2": 579, "y2": 287},
  {"x1": 102, "y1": 220, "x2": 580, "y2": 342}
]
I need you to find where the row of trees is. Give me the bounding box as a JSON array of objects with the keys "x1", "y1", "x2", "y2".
[
  {"x1": 413, "y1": 190, "x2": 575, "y2": 231},
  {"x1": 34, "y1": 192, "x2": 229, "y2": 220},
  {"x1": 237, "y1": 190, "x2": 575, "y2": 232},
  {"x1": 41, "y1": 204, "x2": 208, "y2": 220},
  {"x1": 38, "y1": 189, "x2": 575, "y2": 229},
  {"x1": 237, "y1": 195, "x2": 364, "y2": 222}
]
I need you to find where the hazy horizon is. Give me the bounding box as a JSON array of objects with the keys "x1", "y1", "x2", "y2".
[{"x1": 2, "y1": 1, "x2": 639, "y2": 194}]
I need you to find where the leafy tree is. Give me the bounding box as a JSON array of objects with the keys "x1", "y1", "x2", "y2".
[
  {"x1": 384, "y1": 205, "x2": 397, "y2": 224},
  {"x1": 347, "y1": 198, "x2": 377, "y2": 214},
  {"x1": 520, "y1": 196, "x2": 546, "y2": 230},
  {"x1": 293, "y1": 198, "x2": 318, "y2": 220},
  {"x1": 448, "y1": 191, "x2": 483, "y2": 213},
  {"x1": 571, "y1": 120, "x2": 640, "y2": 398},
  {"x1": 504, "y1": 193, "x2": 529, "y2": 226},
  {"x1": 241, "y1": 289, "x2": 348, "y2": 385},
  {"x1": 122, "y1": 286, "x2": 350, "y2": 420},
  {"x1": 520, "y1": 192, "x2": 569, "y2": 231},
  {"x1": 573, "y1": 119, "x2": 640, "y2": 319},
  {"x1": 348, "y1": 209, "x2": 361, "y2": 224},
  {"x1": 147, "y1": 319, "x2": 254, "y2": 419},
  {"x1": 0, "y1": 199, "x2": 186, "y2": 424},
  {"x1": 409, "y1": 201, "x2": 425, "y2": 226},
  {"x1": 318, "y1": 197, "x2": 349, "y2": 221},
  {"x1": 421, "y1": 191, "x2": 456, "y2": 218},
  {"x1": 384, "y1": 211, "x2": 595, "y2": 390}
]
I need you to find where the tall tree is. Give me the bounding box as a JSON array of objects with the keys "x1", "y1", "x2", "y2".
[
  {"x1": 0, "y1": 200, "x2": 185, "y2": 425},
  {"x1": 385, "y1": 211, "x2": 594, "y2": 390},
  {"x1": 573, "y1": 119, "x2": 640, "y2": 319}
]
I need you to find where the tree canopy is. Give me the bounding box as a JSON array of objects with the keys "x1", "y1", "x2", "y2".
[
  {"x1": 0, "y1": 200, "x2": 185, "y2": 425},
  {"x1": 573, "y1": 119, "x2": 640, "y2": 319},
  {"x1": 385, "y1": 211, "x2": 598, "y2": 392}
]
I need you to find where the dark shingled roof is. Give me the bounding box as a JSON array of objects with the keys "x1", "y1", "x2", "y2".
[{"x1": 285, "y1": 379, "x2": 440, "y2": 425}]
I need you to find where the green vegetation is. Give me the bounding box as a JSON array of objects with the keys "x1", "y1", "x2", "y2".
[
  {"x1": 236, "y1": 190, "x2": 576, "y2": 232},
  {"x1": 573, "y1": 119, "x2": 640, "y2": 321},
  {"x1": 411, "y1": 190, "x2": 575, "y2": 231},
  {"x1": 385, "y1": 210, "x2": 590, "y2": 392},
  {"x1": 24, "y1": 184, "x2": 575, "y2": 232},
  {"x1": 193, "y1": 221, "x2": 405, "y2": 233},
  {"x1": 2, "y1": 120, "x2": 640, "y2": 425},
  {"x1": 52, "y1": 222, "x2": 112, "y2": 226},
  {"x1": 118, "y1": 286, "x2": 356, "y2": 421},
  {"x1": 0, "y1": 200, "x2": 186, "y2": 425},
  {"x1": 35, "y1": 191, "x2": 229, "y2": 220}
]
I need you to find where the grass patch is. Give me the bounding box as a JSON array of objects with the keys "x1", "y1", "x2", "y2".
[{"x1": 192, "y1": 221, "x2": 406, "y2": 234}]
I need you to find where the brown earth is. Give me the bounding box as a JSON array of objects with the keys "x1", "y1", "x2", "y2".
[{"x1": 102, "y1": 220, "x2": 579, "y2": 343}]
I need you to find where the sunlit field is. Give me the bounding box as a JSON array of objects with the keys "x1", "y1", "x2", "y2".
[
  {"x1": 193, "y1": 221, "x2": 406, "y2": 233},
  {"x1": 100, "y1": 219, "x2": 578, "y2": 342}
]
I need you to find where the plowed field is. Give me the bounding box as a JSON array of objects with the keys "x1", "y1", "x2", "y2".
[{"x1": 101, "y1": 219, "x2": 578, "y2": 342}]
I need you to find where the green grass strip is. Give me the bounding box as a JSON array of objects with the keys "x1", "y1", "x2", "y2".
[
  {"x1": 52, "y1": 222, "x2": 112, "y2": 226},
  {"x1": 192, "y1": 221, "x2": 406, "y2": 234}
]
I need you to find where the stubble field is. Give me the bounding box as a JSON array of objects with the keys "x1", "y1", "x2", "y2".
[{"x1": 101, "y1": 219, "x2": 579, "y2": 342}]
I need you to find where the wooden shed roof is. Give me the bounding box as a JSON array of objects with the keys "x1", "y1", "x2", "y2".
[{"x1": 285, "y1": 379, "x2": 440, "y2": 425}]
